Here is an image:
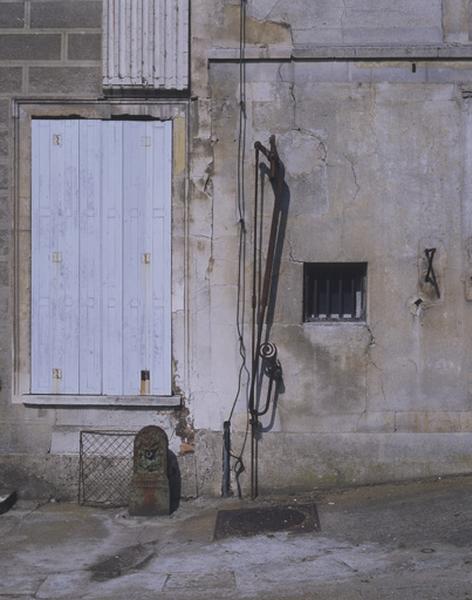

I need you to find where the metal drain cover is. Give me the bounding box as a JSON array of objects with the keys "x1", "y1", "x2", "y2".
[{"x1": 214, "y1": 503, "x2": 320, "y2": 540}]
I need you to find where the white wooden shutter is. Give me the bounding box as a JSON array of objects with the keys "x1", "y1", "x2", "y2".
[
  {"x1": 150, "y1": 122, "x2": 172, "y2": 395},
  {"x1": 31, "y1": 119, "x2": 172, "y2": 396},
  {"x1": 32, "y1": 120, "x2": 80, "y2": 394},
  {"x1": 102, "y1": 0, "x2": 189, "y2": 91},
  {"x1": 79, "y1": 121, "x2": 102, "y2": 394},
  {"x1": 101, "y1": 121, "x2": 124, "y2": 395}
]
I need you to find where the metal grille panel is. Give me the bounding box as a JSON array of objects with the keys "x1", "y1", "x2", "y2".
[
  {"x1": 79, "y1": 430, "x2": 136, "y2": 507},
  {"x1": 102, "y1": 0, "x2": 189, "y2": 90}
]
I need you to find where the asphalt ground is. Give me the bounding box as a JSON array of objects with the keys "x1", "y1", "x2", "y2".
[{"x1": 1, "y1": 475, "x2": 472, "y2": 599}]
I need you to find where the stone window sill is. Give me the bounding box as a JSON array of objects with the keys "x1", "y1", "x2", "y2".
[{"x1": 16, "y1": 394, "x2": 182, "y2": 408}]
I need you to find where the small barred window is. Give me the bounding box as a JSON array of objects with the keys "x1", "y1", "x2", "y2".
[{"x1": 303, "y1": 263, "x2": 367, "y2": 322}]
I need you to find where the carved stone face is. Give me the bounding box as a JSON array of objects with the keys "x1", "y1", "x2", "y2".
[
  {"x1": 133, "y1": 426, "x2": 168, "y2": 475},
  {"x1": 136, "y1": 442, "x2": 162, "y2": 472}
]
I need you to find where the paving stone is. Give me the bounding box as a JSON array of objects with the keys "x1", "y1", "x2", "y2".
[
  {"x1": 164, "y1": 571, "x2": 237, "y2": 591},
  {"x1": 0, "y1": 3, "x2": 24, "y2": 28},
  {"x1": 36, "y1": 572, "x2": 91, "y2": 599},
  {"x1": 30, "y1": 1, "x2": 102, "y2": 29},
  {"x1": 0, "y1": 575, "x2": 45, "y2": 596},
  {"x1": 0, "y1": 33, "x2": 61, "y2": 60},
  {"x1": 67, "y1": 33, "x2": 101, "y2": 60},
  {"x1": 28, "y1": 66, "x2": 101, "y2": 94}
]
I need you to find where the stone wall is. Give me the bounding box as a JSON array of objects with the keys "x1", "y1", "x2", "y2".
[
  {"x1": 0, "y1": 2, "x2": 194, "y2": 500},
  {"x1": 0, "y1": 0, "x2": 101, "y2": 474},
  {"x1": 188, "y1": 0, "x2": 472, "y2": 496},
  {"x1": 4, "y1": 1, "x2": 472, "y2": 500}
]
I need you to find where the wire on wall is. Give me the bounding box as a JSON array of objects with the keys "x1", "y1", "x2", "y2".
[{"x1": 222, "y1": 0, "x2": 250, "y2": 499}]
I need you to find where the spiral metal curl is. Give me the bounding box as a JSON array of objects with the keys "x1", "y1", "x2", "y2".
[
  {"x1": 259, "y1": 341, "x2": 277, "y2": 360},
  {"x1": 258, "y1": 342, "x2": 282, "y2": 382}
]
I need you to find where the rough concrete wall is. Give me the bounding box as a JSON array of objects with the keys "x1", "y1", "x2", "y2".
[
  {"x1": 185, "y1": 0, "x2": 472, "y2": 495},
  {"x1": 193, "y1": 61, "x2": 472, "y2": 494},
  {"x1": 209, "y1": 0, "x2": 472, "y2": 49},
  {"x1": 245, "y1": 0, "x2": 444, "y2": 46}
]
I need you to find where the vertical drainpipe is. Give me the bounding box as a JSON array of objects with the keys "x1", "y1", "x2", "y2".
[{"x1": 222, "y1": 420, "x2": 231, "y2": 496}]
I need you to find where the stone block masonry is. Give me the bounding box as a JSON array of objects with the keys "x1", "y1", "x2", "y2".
[
  {"x1": 0, "y1": 0, "x2": 102, "y2": 460},
  {"x1": 30, "y1": 0, "x2": 102, "y2": 29},
  {"x1": 0, "y1": 1, "x2": 102, "y2": 99},
  {"x1": 0, "y1": 3, "x2": 24, "y2": 28}
]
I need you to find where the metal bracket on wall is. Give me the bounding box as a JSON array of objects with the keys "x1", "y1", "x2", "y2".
[{"x1": 424, "y1": 248, "x2": 440, "y2": 299}]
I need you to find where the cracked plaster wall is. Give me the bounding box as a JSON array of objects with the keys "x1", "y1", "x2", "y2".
[
  {"x1": 212, "y1": 0, "x2": 472, "y2": 48},
  {"x1": 5, "y1": 0, "x2": 472, "y2": 498},
  {"x1": 183, "y1": 0, "x2": 472, "y2": 494},
  {"x1": 205, "y1": 60, "x2": 469, "y2": 430}
]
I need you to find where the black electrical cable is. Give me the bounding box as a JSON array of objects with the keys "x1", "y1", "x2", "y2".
[{"x1": 223, "y1": 0, "x2": 250, "y2": 499}]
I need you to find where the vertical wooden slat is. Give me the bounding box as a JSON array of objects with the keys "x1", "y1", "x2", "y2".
[
  {"x1": 101, "y1": 121, "x2": 124, "y2": 394},
  {"x1": 155, "y1": 0, "x2": 164, "y2": 84},
  {"x1": 79, "y1": 121, "x2": 102, "y2": 394},
  {"x1": 142, "y1": 0, "x2": 150, "y2": 85},
  {"x1": 118, "y1": 0, "x2": 127, "y2": 78},
  {"x1": 105, "y1": 0, "x2": 115, "y2": 83},
  {"x1": 130, "y1": 0, "x2": 138, "y2": 83},
  {"x1": 51, "y1": 120, "x2": 80, "y2": 393},
  {"x1": 122, "y1": 122, "x2": 147, "y2": 394},
  {"x1": 32, "y1": 120, "x2": 80, "y2": 394},
  {"x1": 32, "y1": 120, "x2": 52, "y2": 393},
  {"x1": 166, "y1": 0, "x2": 176, "y2": 88},
  {"x1": 176, "y1": 0, "x2": 189, "y2": 87},
  {"x1": 151, "y1": 121, "x2": 172, "y2": 394},
  {"x1": 142, "y1": 122, "x2": 153, "y2": 392}
]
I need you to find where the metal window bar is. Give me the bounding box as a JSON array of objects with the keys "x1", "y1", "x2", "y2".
[{"x1": 78, "y1": 430, "x2": 137, "y2": 507}]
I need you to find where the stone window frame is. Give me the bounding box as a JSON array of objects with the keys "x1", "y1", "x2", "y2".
[{"x1": 12, "y1": 99, "x2": 188, "y2": 408}]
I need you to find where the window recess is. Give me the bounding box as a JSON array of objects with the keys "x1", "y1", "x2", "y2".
[{"x1": 303, "y1": 263, "x2": 367, "y2": 322}]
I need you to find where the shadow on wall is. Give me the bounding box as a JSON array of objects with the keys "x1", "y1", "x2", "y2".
[
  {"x1": 256, "y1": 155, "x2": 290, "y2": 434},
  {"x1": 168, "y1": 450, "x2": 181, "y2": 513}
]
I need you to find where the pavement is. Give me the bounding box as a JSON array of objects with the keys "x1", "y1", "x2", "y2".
[{"x1": 1, "y1": 475, "x2": 472, "y2": 599}]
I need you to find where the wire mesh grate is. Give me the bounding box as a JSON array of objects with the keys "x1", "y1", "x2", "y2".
[{"x1": 78, "y1": 430, "x2": 136, "y2": 507}]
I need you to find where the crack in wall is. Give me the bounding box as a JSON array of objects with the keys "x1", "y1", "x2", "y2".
[
  {"x1": 294, "y1": 127, "x2": 328, "y2": 162},
  {"x1": 364, "y1": 323, "x2": 386, "y2": 407},
  {"x1": 287, "y1": 238, "x2": 304, "y2": 264},
  {"x1": 277, "y1": 62, "x2": 297, "y2": 127},
  {"x1": 343, "y1": 153, "x2": 361, "y2": 203},
  {"x1": 369, "y1": 357, "x2": 386, "y2": 405}
]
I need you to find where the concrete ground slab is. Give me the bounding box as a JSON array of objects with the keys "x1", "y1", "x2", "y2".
[{"x1": 1, "y1": 476, "x2": 472, "y2": 599}]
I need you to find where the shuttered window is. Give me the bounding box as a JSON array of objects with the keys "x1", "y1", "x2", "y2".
[
  {"x1": 31, "y1": 119, "x2": 172, "y2": 396},
  {"x1": 102, "y1": 0, "x2": 189, "y2": 91}
]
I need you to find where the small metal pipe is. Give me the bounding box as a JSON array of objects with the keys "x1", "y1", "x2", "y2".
[{"x1": 222, "y1": 420, "x2": 232, "y2": 497}]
